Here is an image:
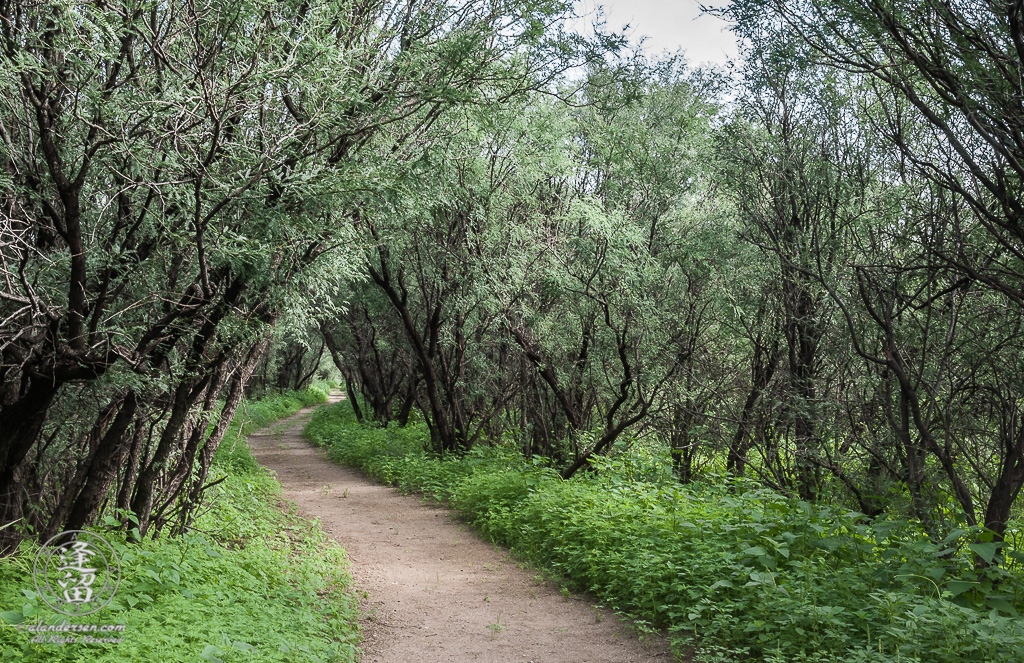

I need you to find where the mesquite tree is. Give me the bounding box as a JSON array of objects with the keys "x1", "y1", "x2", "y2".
[
  {"x1": 0, "y1": 0, "x2": 587, "y2": 550},
  {"x1": 758, "y1": 0, "x2": 1024, "y2": 546},
  {"x1": 323, "y1": 62, "x2": 725, "y2": 476}
]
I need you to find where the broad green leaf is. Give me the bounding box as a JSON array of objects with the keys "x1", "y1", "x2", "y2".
[
  {"x1": 0, "y1": 611, "x2": 24, "y2": 624},
  {"x1": 945, "y1": 581, "x2": 976, "y2": 597},
  {"x1": 969, "y1": 542, "x2": 998, "y2": 564}
]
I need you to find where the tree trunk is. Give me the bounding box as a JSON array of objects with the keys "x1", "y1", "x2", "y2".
[
  {"x1": 0, "y1": 383, "x2": 60, "y2": 552},
  {"x1": 63, "y1": 392, "x2": 139, "y2": 532}
]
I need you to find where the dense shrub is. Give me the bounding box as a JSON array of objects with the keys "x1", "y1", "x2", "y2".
[{"x1": 305, "y1": 400, "x2": 1024, "y2": 663}]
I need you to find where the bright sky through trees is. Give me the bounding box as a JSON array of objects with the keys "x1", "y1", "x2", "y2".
[{"x1": 575, "y1": 0, "x2": 739, "y2": 66}]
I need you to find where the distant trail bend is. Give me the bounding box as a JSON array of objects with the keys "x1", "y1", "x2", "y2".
[{"x1": 248, "y1": 395, "x2": 674, "y2": 663}]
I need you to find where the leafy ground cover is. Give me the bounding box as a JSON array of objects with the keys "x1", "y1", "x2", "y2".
[
  {"x1": 304, "y1": 400, "x2": 1024, "y2": 663},
  {"x1": 0, "y1": 385, "x2": 358, "y2": 663}
]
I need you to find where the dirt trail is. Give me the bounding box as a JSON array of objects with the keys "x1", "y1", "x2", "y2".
[{"x1": 247, "y1": 396, "x2": 674, "y2": 663}]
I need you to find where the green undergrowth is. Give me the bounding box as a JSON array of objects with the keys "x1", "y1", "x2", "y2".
[
  {"x1": 0, "y1": 383, "x2": 358, "y2": 663},
  {"x1": 304, "y1": 400, "x2": 1024, "y2": 663}
]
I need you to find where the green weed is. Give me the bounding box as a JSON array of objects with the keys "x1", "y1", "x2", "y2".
[
  {"x1": 0, "y1": 387, "x2": 358, "y2": 663},
  {"x1": 304, "y1": 399, "x2": 1024, "y2": 662}
]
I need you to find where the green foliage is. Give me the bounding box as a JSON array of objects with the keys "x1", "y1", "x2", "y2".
[
  {"x1": 303, "y1": 381, "x2": 337, "y2": 405},
  {"x1": 307, "y1": 400, "x2": 1024, "y2": 662},
  {"x1": 0, "y1": 389, "x2": 357, "y2": 663},
  {"x1": 212, "y1": 386, "x2": 331, "y2": 474}
]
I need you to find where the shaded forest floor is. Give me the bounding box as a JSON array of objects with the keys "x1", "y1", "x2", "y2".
[{"x1": 248, "y1": 394, "x2": 673, "y2": 663}]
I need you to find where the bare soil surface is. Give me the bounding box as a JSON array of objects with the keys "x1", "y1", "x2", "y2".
[{"x1": 247, "y1": 396, "x2": 675, "y2": 663}]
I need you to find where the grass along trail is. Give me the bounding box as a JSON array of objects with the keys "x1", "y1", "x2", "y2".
[{"x1": 248, "y1": 395, "x2": 673, "y2": 663}]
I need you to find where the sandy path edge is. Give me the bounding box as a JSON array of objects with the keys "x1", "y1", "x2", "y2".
[{"x1": 248, "y1": 395, "x2": 676, "y2": 663}]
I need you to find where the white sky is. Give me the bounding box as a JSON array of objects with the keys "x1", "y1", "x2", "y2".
[{"x1": 574, "y1": 0, "x2": 739, "y2": 67}]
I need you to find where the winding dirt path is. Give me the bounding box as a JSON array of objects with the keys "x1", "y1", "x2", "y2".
[{"x1": 247, "y1": 396, "x2": 675, "y2": 663}]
